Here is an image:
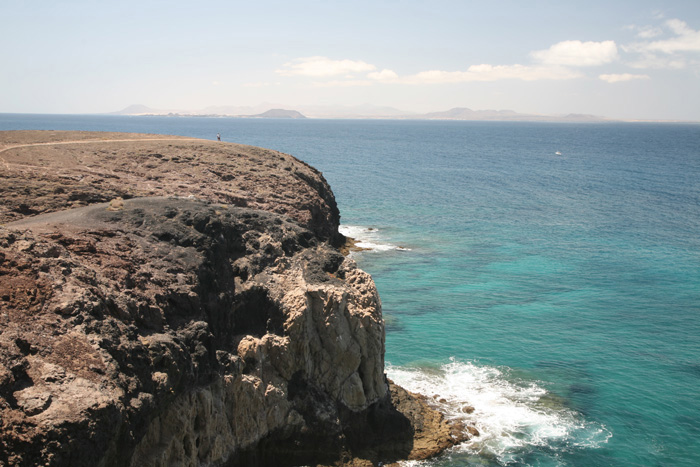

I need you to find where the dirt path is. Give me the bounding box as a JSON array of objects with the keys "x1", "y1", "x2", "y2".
[{"x1": 0, "y1": 137, "x2": 204, "y2": 155}]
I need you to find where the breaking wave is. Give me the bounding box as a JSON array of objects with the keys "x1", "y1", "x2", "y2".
[
  {"x1": 340, "y1": 224, "x2": 411, "y2": 253},
  {"x1": 387, "y1": 359, "x2": 611, "y2": 465}
]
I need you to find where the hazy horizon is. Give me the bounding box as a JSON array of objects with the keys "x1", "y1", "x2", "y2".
[
  {"x1": 104, "y1": 102, "x2": 700, "y2": 122},
  {"x1": 2, "y1": 1, "x2": 700, "y2": 121}
]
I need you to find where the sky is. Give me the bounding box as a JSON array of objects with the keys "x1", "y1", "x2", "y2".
[{"x1": 1, "y1": 0, "x2": 700, "y2": 120}]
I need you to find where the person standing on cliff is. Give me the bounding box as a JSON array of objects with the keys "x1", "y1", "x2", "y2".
[{"x1": 217, "y1": 133, "x2": 221, "y2": 141}]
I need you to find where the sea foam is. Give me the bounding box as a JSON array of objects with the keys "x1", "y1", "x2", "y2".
[
  {"x1": 339, "y1": 224, "x2": 411, "y2": 253},
  {"x1": 388, "y1": 359, "x2": 611, "y2": 465}
]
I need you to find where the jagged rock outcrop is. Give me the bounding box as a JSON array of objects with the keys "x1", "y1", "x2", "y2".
[
  {"x1": 0, "y1": 198, "x2": 383, "y2": 466},
  {"x1": 0, "y1": 132, "x2": 470, "y2": 466}
]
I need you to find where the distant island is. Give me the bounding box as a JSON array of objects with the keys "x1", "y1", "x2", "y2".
[
  {"x1": 109, "y1": 104, "x2": 608, "y2": 122},
  {"x1": 243, "y1": 109, "x2": 306, "y2": 119},
  {"x1": 420, "y1": 107, "x2": 605, "y2": 122}
]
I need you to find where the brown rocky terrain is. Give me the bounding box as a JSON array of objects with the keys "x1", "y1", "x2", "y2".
[
  {"x1": 0, "y1": 131, "x2": 341, "y2": 244},
  {"x1": 0, "y1": 131, "x2": 473, "y2": 466}
]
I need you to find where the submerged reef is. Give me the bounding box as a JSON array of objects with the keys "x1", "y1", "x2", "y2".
[{"x1": 0, "y1": 131, "x2": 471, "y2": 466}]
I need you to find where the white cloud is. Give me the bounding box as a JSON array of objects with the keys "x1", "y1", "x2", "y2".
[
  {"x1": 599, "y1": 73, "x2": 650, "y2": 83},
  {"x1": 323, "y1": 64, "x2": 581, "y2": 86},
  {"x1": 637, "y1": 26, "x2": 664, "y2": 39},
  {"x1": 645, "y1": 19, "x2": 700, "y2": 53},
  {"x1": 275, "y1": 56, "x2": 582, "y2": 86},
  {"x1": 367, "y1": 69, "x2": 399, "y2": 82},
  {"x1": 625, "y1": 24, "x2": 663, "y2": 39},
  {"x1": 401, "y1": 64, "x2": 581, "y2": 84},
  {"x1": 667, "y1": 19, "x2": 694, "y2": 36},
  {"x1": 243, "y1": 82, "x2": 282, "y2": 88},
  {"x1": 277, "y1": 44, "x2": 610, "y2": 88},
  {"x1": 531, "y1": 40, "x2": 618, "y2": 67},
  {"x1": 623, "y1": 19, "x2": 700, "y2": 69},
  {"x1": 625, "y1": 54, "x2": 687, "y2": 70},
  {"x1": 311, "y1": 79, "x2": 373, "y2": 87},
  {"x1": 276, "y1": 56, "x2": 376, "y2": 77}
]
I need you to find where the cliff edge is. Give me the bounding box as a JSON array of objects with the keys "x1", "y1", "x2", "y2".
[{"x1": 0, "y1": 131, "x2": 471, "y2": 466}]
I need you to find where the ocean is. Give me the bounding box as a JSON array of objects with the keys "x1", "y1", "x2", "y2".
[{"x1": 2, "y1": 114, "x2": 699, "y2": 466}]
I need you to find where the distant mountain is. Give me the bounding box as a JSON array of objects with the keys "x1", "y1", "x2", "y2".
[
  {"x1": 422, "y1": 107, "x2": 518, "y2": 119},
  {"x1": 296, "y1": 104, "x2": 412, "y2": 119},
  {"x1": 110, "y1": 104, "x2": 160, "y2": 115},
  {"x1": 107, "y1": 104, "x2": 305, "y2": 118},
  {"x1": 558, "y1": 113, "x2": 607, "y2": 122},
  {"x1": 419, "y1": 107, "x2": 606, "y2": 122},
  {"x1": 108, "y1": 104, "x2": 607, "y2": 122},
  {"x1": 200, "y1": 105, "x2": 266, "y2": 115},
  {"x1": 245, "y1": 109, "x2": 307, "y2": 119}
]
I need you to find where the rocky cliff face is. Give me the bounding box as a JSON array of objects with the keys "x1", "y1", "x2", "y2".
[{"x1": 0, "y1": 132, "x2": 469, "y2": 466}]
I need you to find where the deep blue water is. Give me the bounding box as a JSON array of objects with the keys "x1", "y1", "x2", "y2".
[{"x1": 2, "y1": 114, "x2": 700, "y2": 466}]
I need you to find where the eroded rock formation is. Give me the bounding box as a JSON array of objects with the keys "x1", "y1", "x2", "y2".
[{"x1": 0, "y1": 132, "x2": 470, "y2": 466}]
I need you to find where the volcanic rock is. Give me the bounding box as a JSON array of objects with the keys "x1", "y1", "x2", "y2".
[{"x1": 0, "y1": 131, "x2": 473, "y2": 466}]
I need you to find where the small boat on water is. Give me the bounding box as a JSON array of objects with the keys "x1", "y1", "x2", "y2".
[{"x1": 555, "y1": 151, "x2": 562, "y2": 155}]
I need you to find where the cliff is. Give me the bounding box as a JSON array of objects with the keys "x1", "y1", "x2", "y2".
[{"x1": 0, "y1": 131, "x2": 471, "y2": 466}]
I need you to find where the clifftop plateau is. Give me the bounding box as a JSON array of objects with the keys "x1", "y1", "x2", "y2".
[
  {"x1": 0, "y1": 131, "x2": 339, "y2": 245},
  {"x1": 0, "y1": 131, "x2": 474, "y2": 466}
]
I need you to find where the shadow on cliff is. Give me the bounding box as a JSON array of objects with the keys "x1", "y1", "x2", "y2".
[{"x1": 229, "y1": 376, "x2": 416, "y2": 467}]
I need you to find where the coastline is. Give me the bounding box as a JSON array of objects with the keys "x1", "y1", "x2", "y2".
[
  {"x1": 339, "y1": 236, "x2": 371, "y2": 257},
  {"x1": 0, "y1": 131, "x2": 473, "y2": 466}
]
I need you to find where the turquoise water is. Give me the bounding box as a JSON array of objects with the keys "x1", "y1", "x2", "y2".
[{"x1": 3, "y1": 115, "x2": 700, "y2": 466}]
